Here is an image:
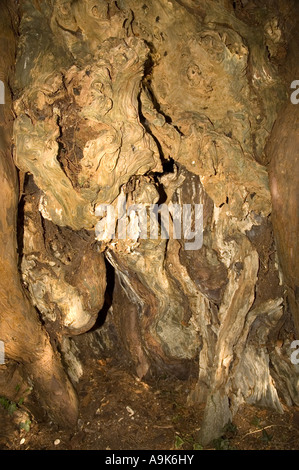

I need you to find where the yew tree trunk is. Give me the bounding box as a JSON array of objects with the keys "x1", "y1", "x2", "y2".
[
  {"x1": 0, "y1": 0, "x2": 298, "y2": 445},
  {"x1": 0, "y1": 0, "x2": 78, "y2": 428},
  {"x1": 266, "y1": 12, "x2": 299, "y2": 337}
]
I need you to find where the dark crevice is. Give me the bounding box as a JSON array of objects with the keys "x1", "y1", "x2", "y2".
[
  {"x1": 138, "y1": 43, "x2": 185, "y2": 185},
  {"x1": 90, "y1": 256, "x2": 116, "y2": 331},
  {"x1": 16, "y1": 185, "x2": 25, "y2": 272},
  {"x1": 141, "y1": 42, "x2": 183, "y2": 134},
  {"x1": 55, "y1": 18, "x2": 83, "y2": 39},
  {"x1": 16, "y1": 174, "x2": 40, "y2": 271},
  {"x1": 137, "y1": 89, "x2": 178, "y2": 180}
]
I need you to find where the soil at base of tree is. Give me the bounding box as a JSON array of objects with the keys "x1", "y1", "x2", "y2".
[{"x1": 0, "y1": 355, "x2": 299, "y2": 451}]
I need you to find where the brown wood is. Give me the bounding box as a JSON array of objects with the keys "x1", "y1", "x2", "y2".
[
  {"x1": 0, "y1": 0, "x2": 298, "y2": 445},
  {"x1": 0, "y1": 0, "x2": 78, "y2": 428}
]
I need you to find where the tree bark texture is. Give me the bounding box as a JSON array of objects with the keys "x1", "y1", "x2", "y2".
[
  {"x1": 0, "y1": 0, "x2": 297, "y2": 444},
  {"x1": 266, "y1": 10, "x2": 299, "y2": 337},
  {"x1": 0, "y1": 0, "x2": 78, "y2": 429}
]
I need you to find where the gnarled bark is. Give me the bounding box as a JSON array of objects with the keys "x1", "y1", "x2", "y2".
[
  {"x1": 0, "y1": 0, "x2": 78, "y2": 428},
  {"x1": 0, "y1": 0, "x2": 297, "y2": 444}
]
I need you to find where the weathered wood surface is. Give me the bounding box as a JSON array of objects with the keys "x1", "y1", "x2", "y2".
[
  {"x1": 0, "y1": 0, "x2": 78, "y2": 428},
  {"x1": 266, "y1": 13, "x2": 299, "y2": 336},
  {"x1": 0, "y1": 0, "x2": 296, "y2": 442}
]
